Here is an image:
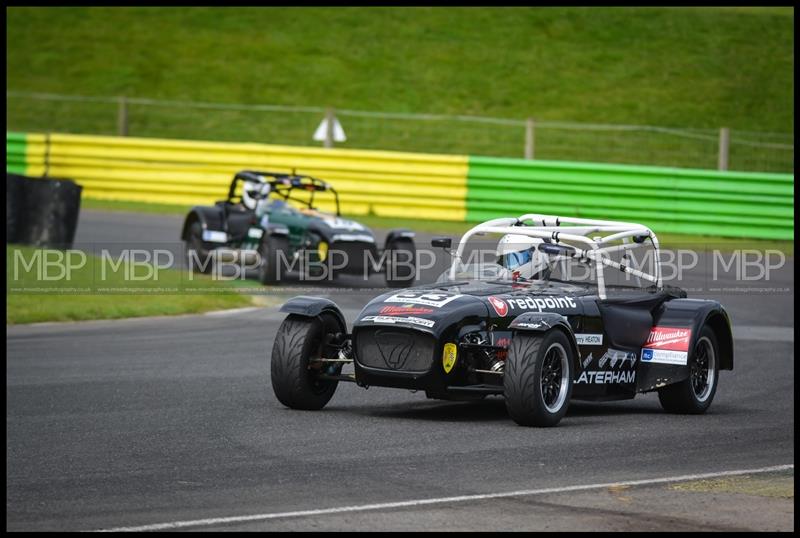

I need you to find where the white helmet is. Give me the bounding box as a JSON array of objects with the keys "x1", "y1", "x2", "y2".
[
  {"x1": 242, "y1": 181, "x2": 271, "y2": 211},
  {"x1": 496, "y1": 234, "x2": 552, "y2": 280}
]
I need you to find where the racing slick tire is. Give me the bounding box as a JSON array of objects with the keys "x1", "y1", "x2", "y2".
[
  {"x1": 504, "y1": 330, "x2": 574, "y2": 427},
  {"x1": 271, "y1": 313, "x2": 343, "y2": 410},
  {"x1": 258, "y1": 234, "x2": 289, "y2": 285},
  {"x1": 186, "y1": 221, "x2": 213, "y2": 274},
  {"x1": 384, "y1": 238, "x2": 416, "y2": 288},
  {"x1": 657, "y1": 326, "x2": 719, "y2": 414}
]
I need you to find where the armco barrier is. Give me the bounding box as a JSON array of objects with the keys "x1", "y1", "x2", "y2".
[
  {"x1": 7, "y1": 132, "x2": 469, "y2": 222},
  {"x1": 6, "y1": 132, "x2": 794, "y2": 239},
  {"x1": 467, "y1": 156, "x2": 794, "y2": 240}
]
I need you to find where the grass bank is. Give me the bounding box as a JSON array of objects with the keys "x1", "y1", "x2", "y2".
[{"x1": 7, "y1": 245, "x2": 252, "y2": 324}]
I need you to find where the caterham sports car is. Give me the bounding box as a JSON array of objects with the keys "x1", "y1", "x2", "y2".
[
  {"x1": 270, "y1": 214, "x2": 733, "y2": 427},
  {"x1": 181, "y1": 170, "x2": 416, "y2": 286}
]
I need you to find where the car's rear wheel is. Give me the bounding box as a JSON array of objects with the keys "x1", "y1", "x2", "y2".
[
  {"x1": 271, "y1": 313, "x2": 343, "y2": 410},
  {"x1": 186, "y1": 221, "x2": 213, "y2": 274},
  {"x1": 385, "y1": 238, "x2": 416, "y2": 288},
  {"x1": 258, "y1": 233, "x2": 289, "y2": 285},
  {"x1": 504, "y1": 330, "x2": 574, "y2": 427},
  {"x1": 657, "y1": 326, "x2": 719, "y2": 414}
]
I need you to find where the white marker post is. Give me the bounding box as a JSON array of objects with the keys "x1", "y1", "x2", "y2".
[{"x1": 313, "y1": 109, "x2": 347, "y2": 148}]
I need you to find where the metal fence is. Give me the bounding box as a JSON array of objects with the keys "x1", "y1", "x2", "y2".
[{"x1": 6, "y1": 91, "x2": 794, "y2": 173}]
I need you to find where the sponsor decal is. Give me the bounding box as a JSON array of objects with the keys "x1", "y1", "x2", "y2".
[
  {"x1": 202, "y1": 230, "x2": 228, "y2": 243},
  {"x1": 494, "y1": 337, "x2": 510, "y2": 347},
  {"x1": 361, "y1": 315, "x2": 435, "y2": 328},
  {"x1": 331, "y1": 217, "x2": 365, "y2": 231},
  {"x1": 577, "y1": 370, "x2": 636, "y2": 384},
  {"x1": 247, "y1": 227, "x2": 264, "y2": 239},
  {"x1": 575, "y1": 333, "x2": 603, "y2": 346},
  {"x1": 641, "y1": 348, "x2": 688, "y2": 366},
  {"x1": 442, "y1": 343, "x2": 457, "y2": 373},
  {"x1": 385, "y1": 291, "x2": 463, "y2": 308},
  {"x1": 494, "y1": 336, "x2": 510, "y2": 360},
  {"x1": 506, "y1": 296, "x2": 578, "y2": 312},
  {"x1": 379, "y1": 305, "x2": 434, "y2": 316},
  {"x1": 314, "y1": 213, "x2": 366, "y2": 232},
  {"x1": 331, "y1": 233, "x2": 375, "y2": 243},
  {"x1": 513, "y1": 321, "x2": 548, "y2": 329},
  {"x1": 597, "y1": 348, "x2": 637, "y2": 369},
  {"x1": 488, "y1": 296, "x2": 508, "y2": 317},
  {"x1": 582, "y1": 352, "x2": 594, "y2": 369},
  {"x1": 488, "y1": 295, "x2": 577, "y2": 316},
  {"x1": 643, "y1": 327, "x2": 692, "y2": 351}
]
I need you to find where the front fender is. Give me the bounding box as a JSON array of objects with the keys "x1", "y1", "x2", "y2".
[
  {"x1": 509, "y1": 312, "x2": 579, "y2": 367},
  {"x1": 181, "y1": 206, "x2": 225, "y2": 241},
  {"x1": 279, "y1": 296, "x2": 347, "y2": 331},
  {"x1": 385, "y1": 228, "x2": 416, "y2": 248}
]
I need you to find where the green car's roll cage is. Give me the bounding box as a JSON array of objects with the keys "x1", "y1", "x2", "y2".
[{"x1": 227, "y1": 170, "x2": 341, "y2": 216}]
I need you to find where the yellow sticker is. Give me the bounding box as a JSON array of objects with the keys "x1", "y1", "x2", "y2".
[
  {"x1": 317, "y1": 241, "x2": 328, "y2": 261},
  {"x1": 443, "y1": 343, "x2": 457, "y2": 373}
]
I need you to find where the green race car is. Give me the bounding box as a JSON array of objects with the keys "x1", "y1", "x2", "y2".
[{"x1": 180, "y1": 170, "x2": 417, "y2": 286}]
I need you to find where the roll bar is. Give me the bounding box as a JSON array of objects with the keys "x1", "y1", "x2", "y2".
[
  {"x1": 227, "y1": 170, "x2": 341, "y2": 216},
  {"x1": 449, "y1": 213, "x2": 662, "y2": 300}
]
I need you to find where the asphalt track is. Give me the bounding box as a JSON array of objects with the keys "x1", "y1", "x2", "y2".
[{"x1": 6, "y1": 210, "x2": 795, "y2": 531}]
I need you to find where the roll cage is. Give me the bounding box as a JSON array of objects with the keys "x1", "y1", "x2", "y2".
[
  {"x1": 450, "y1": 214, "x2": 663, "y2": 300},
  {"x1": 227, "y1": 170, "x2": 341, "y2": 216}
]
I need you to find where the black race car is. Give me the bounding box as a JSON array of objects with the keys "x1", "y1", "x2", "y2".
[
  {"x1": 269, "y1": 214, "x2": 733, "y2": 427},
  {"x1": 180, "y1": 170, "x2": 416, "y2": 286}
]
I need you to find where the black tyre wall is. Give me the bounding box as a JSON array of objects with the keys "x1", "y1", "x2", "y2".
[
  {"x1": 6, "y1": 174, "x2": 27, "y2": 244},
  {"x1": 9, "y1": 175, "x2": 83, "y2": 249}
]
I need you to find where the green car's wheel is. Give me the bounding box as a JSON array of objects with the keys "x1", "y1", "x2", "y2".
[
  {"x1": 186, "y1": 221, "x2": 213, "y2": 274},
  {"x1": 258, "y1": 233, "x2": 290, "y2": 285}
]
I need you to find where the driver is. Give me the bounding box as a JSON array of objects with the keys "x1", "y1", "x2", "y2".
[
  {"x1": 241, "y1": 180, "x2": 273, "y2": 215},
  {"x1": 496, "y1": 234, "x2": 552, "y2": 280}
]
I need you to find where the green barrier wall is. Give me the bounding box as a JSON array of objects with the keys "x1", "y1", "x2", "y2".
[
  {"x1": 6, "y1": 131, "x2": 27, "y2": 174},
  {"x1": 467, "y1": 156, "x2": 794, "y2": 240}
]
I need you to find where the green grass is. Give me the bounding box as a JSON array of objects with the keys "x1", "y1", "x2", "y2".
[
  {"x1": 6, "y1": 7, "x2": 794, "y2": 171},
  {"x1": 7, "y1": 245, "x2": 252, "y2": 324},
  {"x1": 81, "y1": 198, "x2": 795, "y2": 254}
]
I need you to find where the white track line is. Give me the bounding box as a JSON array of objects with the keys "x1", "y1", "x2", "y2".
[
  {"x1": 203, "y1": 306, "x2": 264, "y2": 317},
  {"x1": 94, "y1": 463, "x2": 793, "y2": 532}
]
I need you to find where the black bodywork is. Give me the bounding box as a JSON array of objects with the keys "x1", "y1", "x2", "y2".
[{"x1": 281, "y1": 279, "x2": 733, "y2": 401}]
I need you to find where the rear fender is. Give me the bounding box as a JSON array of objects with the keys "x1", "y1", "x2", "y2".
[{"x1": 637, "y1": 299, "x2": 734, "y2": 392}]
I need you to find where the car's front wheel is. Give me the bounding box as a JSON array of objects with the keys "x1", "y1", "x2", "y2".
[
  {"x1": 384, "y1": 238, "x2": 416, "y2": 288},
  {"x1": 657, "y1": 326, "x2": 719, "y2": 414},
  {"x1": 186, "y1": 221, "x2": 213, "y2": 274},
  {"x1": 258, "y1": 234, "x2": 289, "y2": 285},
  {"x1": 270, "y1": 313, "x2": 343, "y2": 410},
  {"x1": 504, "y1": 330, "x2": 574, "y2": 427}
]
